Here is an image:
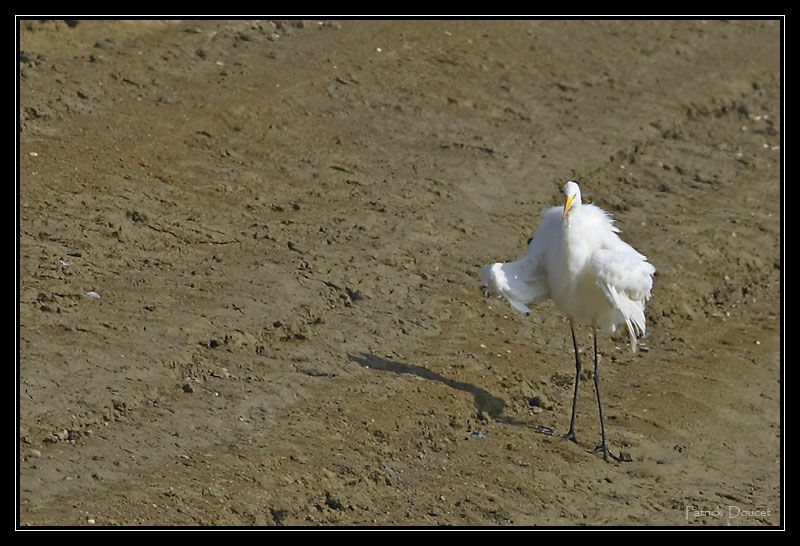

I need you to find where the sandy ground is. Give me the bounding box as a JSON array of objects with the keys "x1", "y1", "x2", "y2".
[{"x1": 18, "y1": 19, "x2": 782, "y2": 527}]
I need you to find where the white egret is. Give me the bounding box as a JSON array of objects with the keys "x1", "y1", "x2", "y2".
[{"x1": 481, "y1": 181, "x2": 655, "y2": 461}]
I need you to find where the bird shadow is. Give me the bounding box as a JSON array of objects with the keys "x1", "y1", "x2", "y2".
[{"x1": 346, "y1": 352, "x2": 531, "y2": 427}]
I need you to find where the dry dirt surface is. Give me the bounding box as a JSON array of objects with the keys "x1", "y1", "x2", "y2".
[{"x1": 18, "y1": 19, "x2": 782, "y2": 527}]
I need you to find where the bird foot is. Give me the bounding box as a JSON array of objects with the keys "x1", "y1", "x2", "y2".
[
  {"x1": 591, "y1": 443, "x2": 617, "y2": 462},
  {"x1": 560, "y1": 430, "x2": 579, "y2": 444},
  {"x1": 533, "y1": 425, "x2": 580, "y2": 446},
  {"x1": 590, "y1": 443, "x2": 634, "y2": 463}
]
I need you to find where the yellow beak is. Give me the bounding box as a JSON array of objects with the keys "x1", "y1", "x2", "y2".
[{"x1": 562, "y1": 195, "x2": 575, "y2": 219}]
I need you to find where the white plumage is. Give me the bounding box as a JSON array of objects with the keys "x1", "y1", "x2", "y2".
[{"x1": 481, "y1": 181, "x2": 655, "y2": 461}]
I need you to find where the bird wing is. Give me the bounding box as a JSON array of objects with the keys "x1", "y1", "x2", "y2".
[
  {"x1": 591, "y1": 248, "x2": 655, "y2": 351},
  {"x1": 480, "y1": 207, "x2": 560, "y2": 314},
  {"x1": 480, "y1": 257, "x2": 549, "y2": 314}
]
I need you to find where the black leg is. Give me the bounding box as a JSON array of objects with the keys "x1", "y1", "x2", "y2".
[
  {"x1": 590, "y1": 326, "x2": 618, "y2": 462},
  {"x1": 561, "y1": 319, "x2": 581, "y2": 444}
]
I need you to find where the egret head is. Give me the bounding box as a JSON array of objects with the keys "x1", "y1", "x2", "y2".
[{"x1": 562, "y1": 181, "x2": 582, "y2": 219}]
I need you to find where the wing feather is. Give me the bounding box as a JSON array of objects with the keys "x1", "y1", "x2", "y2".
[
  {"x1": 480, "y1": 257, "x2": 549, "y2": 314},
  {"x1": 592, "y1": 248, "x2": 655, "y2": 351},
  {"x1": 480, "y1": 208, "x2": 561, "y2": 314}
]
